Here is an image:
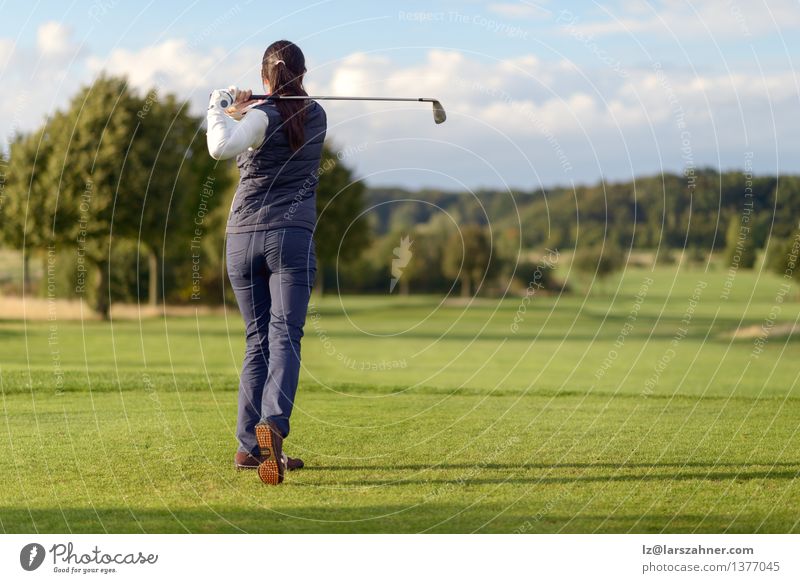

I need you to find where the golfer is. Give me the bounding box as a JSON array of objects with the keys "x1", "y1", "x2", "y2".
[{"x1": 206, "y1": 40, "x2": 326, "y2": 485}]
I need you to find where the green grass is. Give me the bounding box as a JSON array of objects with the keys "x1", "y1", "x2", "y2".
[{"x1": 2, "y1": 265, "x2": 800, "y2": 533}]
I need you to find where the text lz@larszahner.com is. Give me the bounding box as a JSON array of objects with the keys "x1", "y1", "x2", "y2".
[{"x1": 49, "y1": 542, "x2": 158, "y2": 573}]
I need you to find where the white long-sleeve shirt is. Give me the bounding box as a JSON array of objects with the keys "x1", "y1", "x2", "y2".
[{"x1": 206, "y1": 99, "x2": 269, "y2": 160}]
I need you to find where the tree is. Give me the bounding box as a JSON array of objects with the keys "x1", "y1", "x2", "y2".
[
  {"x1": 572, "y1": 243, "x2": 622, "y2": 291},
  {"x1": 512, "y1": 259, "x2": 563, "y2": 294},
  {"x1": 2, "y1": 74, "x2": 227, "y2": 317},
  {"x1": 132, "y1": 89, "x2": 227, "y2": 306},
  {"x1": 403, "y1": 222, "x2": 452, "y2": 294},
  {"x1": 724, "y1": 214, "x2": 757, "y2": 270},
  {"x1": 42, "y1": 75, "x2": 145, "y2": 318},
  {"x1": 767, "y1": 230, "x2": 800, "y2": 289},
  {"x1": 442, "y1": 224, "x2": 494, "y2": 297},
  {"x1": 314, "y1": 144, "x2": 370, "y2": 295},
  {"x1": 1, "y1": 126, "x2": 57, "y2": 293}
]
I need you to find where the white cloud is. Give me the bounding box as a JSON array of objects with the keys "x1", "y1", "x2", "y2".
[
  {"x1": 309, "y1": 48, "x2": 800, "y2": 187},
  {"x1": 329, "y1": 53, "x2": 393, "y2": 95},
  {"x1": 85, "y1": 40, "x2": 267, "y2": 116},
  {"x1": 89, "y1": 40, "x2": 235, "y2": 93},
  {"x1": 561, "y1": 0, "x2": 800, "y2": 39},
  {"x1": 0, "y1": 23, "x2": 86, "y2": 145},
  {"x1": 36, "y1": 21, "x2": 74, "y2": 57},
  {"x1": 1, "y1": 30, "x2": 799, "y2": 187},
  {"x1": 0, "y1": 38, "x2": 15, "y2": 63}
]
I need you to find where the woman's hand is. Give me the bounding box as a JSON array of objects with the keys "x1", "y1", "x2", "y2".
[{"x1": 224, "y1": 86, "x2": 263, "y2": 121}]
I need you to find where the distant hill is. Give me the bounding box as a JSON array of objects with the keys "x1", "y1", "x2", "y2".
[{"x1": 366, "y1": 169, "x2": 799, "y2": 250}]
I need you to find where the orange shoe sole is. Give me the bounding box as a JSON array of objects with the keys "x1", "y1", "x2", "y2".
[{"x1": 255, "y1": 423, "x2": 284, "y2": 485}]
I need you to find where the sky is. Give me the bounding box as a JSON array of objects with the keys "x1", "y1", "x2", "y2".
[{"x1": 1, "y1": 0, "x2": 799, "y2": 191}]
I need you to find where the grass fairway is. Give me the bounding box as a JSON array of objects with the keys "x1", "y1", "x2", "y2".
[{"x1": 2, "y1": 265, "x2": 800, "y2": 533}]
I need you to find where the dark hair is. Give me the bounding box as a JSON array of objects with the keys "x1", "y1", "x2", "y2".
[{"x1": 262, "y1": 40, "x2": 308, "y2": 153}]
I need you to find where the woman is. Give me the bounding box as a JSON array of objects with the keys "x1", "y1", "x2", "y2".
[{"x1": 206, "y1": 40, "x2": 326, "y2": 485}]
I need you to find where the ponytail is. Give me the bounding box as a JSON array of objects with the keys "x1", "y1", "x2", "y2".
[{"x1": 261, "y1": 40, "x2": 308, "y2": 153}]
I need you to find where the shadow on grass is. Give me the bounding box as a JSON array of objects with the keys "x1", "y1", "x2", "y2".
[
  {"x1": 0, "y1": 504, "x2": 798, "y2": 534},
  {"x1": 301, "y1": 462, "x2": 800, "y2": 487},
  {"x1": 308, "y1": 461, "x2": 800, "y2": 471},
  {"x1": 3, "y1": 504, "x2": 796, "y2": 534},
  {"x1": 0, "y1": 504, "x2": 514, "y2": 534}
]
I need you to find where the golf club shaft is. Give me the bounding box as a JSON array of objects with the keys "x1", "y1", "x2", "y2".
[
  {"x1": 249, "y1": 95, "x2": 439, "y2": 103},
  {"x1": 242, "y1": 94, "x2": 446, "y2": 124}
]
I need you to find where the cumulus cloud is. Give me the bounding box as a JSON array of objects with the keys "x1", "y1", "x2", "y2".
[
  {"x1": 86, "y1": 40, "x2": 263, "y2": 103},
  {"x1": 36, "y1": 21, "x2": 75, "y2": 57},
  {"x1": 0, "y1": 22, "x2": 88, "y2": 144},
  {"x1": 286, "y1": 47, "x2": 794, "y2": 189},
  {"x1": 1, "y1": 24, "x2": 798, "y2": 188},
  {"x1": 0, "y1": 38, "x2": 15, "y2": 64}
]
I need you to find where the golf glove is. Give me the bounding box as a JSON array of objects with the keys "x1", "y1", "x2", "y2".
[
  {"x1": 206, "y1": 85, "x2": 269, "y2": 160},
  {"x1": 208, "y1": 88, "x2": 235, "y2": 111}
]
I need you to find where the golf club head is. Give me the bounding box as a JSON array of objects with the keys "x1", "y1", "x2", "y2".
[{"x1": 432, "y1": 100, "x2": 447, "y2": 124}]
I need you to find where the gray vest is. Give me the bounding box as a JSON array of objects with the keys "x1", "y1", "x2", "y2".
[{"x1": 226, "y1": 100, "x2": 327, "y2": 234}]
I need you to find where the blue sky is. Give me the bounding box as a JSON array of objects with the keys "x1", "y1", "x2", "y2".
[
  {"x1": 2, "y1": 0, "x2": 799, "y2": 190},
  {"x1": 2, "y1": 0, "x2": 794, "y2": 70}
]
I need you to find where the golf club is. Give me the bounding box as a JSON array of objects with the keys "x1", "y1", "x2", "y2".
[{"x1": 243, "y1": 94, "x2": 447, "y2": 124}]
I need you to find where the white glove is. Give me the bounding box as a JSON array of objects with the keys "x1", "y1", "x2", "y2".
[
  {"x1": 210, "y1": 86, "x2": 261, "y2": 121},
  {"x1": 208, "y1": 88, "x2": 235, "y2": 110}
]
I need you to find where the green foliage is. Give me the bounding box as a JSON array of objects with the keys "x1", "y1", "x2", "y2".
[
  {"x1": 572, "y1": 244, "x2": 623, "y2": 281},
  {"x1": 135, "y1": 90, "x2": 230, "y2": 305},
  {"x1": 332, "y1": 226, "x2": 452, "y2": 295},
  {"x1": 402, "y1": 225, "x2": 453, "y2": 294},
  {"x1": 424, "y1": 170, "x2": 786, "y2": 252},
  {"x1": 6, "y1": 75, "x2": 800, "y2": 305},
  {"x1": 442, "y1": 224, "x2": 496, "y2": 297},
  {"x1": 767, "y1": 229, "x2": 800, "y2": 283},
  {"x1": 1, "y1": 127, "x2": 57, "y2": 251},
  {"x1": 1, "y1": 127, "x2": 59, "y2": 290},
  {"x1": 1, "y1": 75, "x2": 228, "y2": 316},
  {"x1": 314, "y1": 144, "x2": 371, "y2": 293},
  {"x1": 511, "y1": 258, "x2": 564, "y2": 293},
  {"x1": 724, "y1": 214, "x2": 757, "y2": 269}
]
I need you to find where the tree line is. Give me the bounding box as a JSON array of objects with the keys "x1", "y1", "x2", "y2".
[
  {"x1": 353, "y1": 174, "x2": 800, "y2": 293},
  {"x1": 2, "y1": 75, "x2": 799, "y2": 316}
]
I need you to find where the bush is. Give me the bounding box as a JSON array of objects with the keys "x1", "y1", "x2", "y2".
[
  {"x1": 511, "y1": 258, "x2": 567, "y2": 295},
  {"x1": 572, "y1": 245, "x2": 623, "y2": 280},
  {"x1": 724, "y1": 215, "x2": 757, "y2": 269},
  {"x1": 767, "y1": 231, "x2": 800, "y2": 283}
]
